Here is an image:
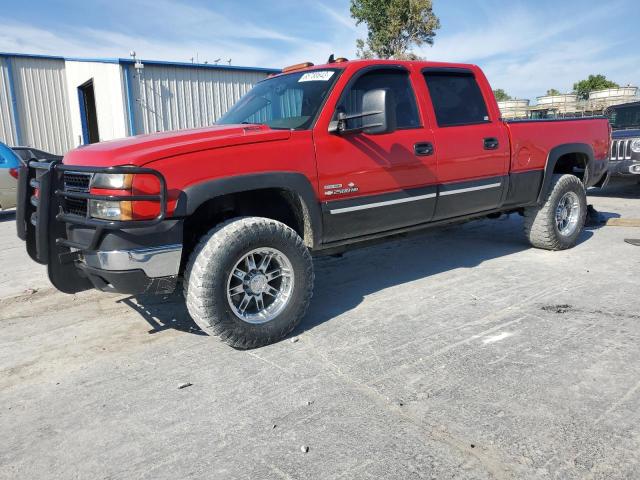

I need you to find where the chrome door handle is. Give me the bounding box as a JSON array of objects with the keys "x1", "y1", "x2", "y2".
[
  {"x1": 414, "y1": 142, "x2": 434, "y2": 156},
  {"x1": 484, "y1": 137, "x2": 499, "y2": 150}
]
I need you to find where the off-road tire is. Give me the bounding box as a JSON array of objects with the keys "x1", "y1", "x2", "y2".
[
  {"x1": 184, "y1": 217, "x2": 314, "y2": 349},
  {"x1": 524, "y1": 174, "x2": 587, "y2": 250}
]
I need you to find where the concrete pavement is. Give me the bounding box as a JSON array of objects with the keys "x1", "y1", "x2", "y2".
[{"x1": 1, "y1": 182, "x2": 639, "y2": 479}]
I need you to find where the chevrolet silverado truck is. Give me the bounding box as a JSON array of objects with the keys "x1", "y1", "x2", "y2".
[{"x1": 16, "y1": 59, "x2": 610, "y2": 349}]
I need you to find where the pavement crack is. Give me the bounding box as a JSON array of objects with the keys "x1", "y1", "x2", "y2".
[
  {"x1": 305, "y1": 337, "x2": 516, "y2": 480},
  {"x1": 595, "y1": 378, "x2": 640, "y2": 424},
  {"x1": 246, "y1": 351, "x2": 291, "y2": 375}
]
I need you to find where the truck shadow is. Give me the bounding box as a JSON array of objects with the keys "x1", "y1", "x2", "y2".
[
  {"x1": 589, "y1": 180, "x2": 640, "y2": 200},
  {"x1": 126, "y1": 214, "x2": 599, "y2": 340},
  {"x1": 118, "y1": 293, "x2": 208, "y2": 336},
  {"x1": 298, "y1": 214, "x2": 594, "y2": 335}
]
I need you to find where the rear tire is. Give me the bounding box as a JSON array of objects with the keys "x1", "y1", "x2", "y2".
[
  {"x1": 524, "y1": 174, "x2": 587, "y2": 250},
  {"x1": 184, "y1": 217, "x2": 314, "y2": 349}
]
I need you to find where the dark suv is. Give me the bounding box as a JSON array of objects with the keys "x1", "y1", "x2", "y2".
[{"x1": 605, "y1": 101, "x2": 640, "y2": 178}]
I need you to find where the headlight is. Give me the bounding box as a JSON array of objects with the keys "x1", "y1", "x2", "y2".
[
  {"x1": 91, "y1": 173, "x2": 133, "y2": 189},
  {"x1": 89, "y1": 200, "x2": 132, "y2": 220},
  {"x1": 631, "y1": 139, "x2": 640, "y2": 153}
]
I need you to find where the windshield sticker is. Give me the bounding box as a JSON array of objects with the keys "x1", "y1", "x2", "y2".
[{"x1": 299, "y1": 71, "x2": 335, "y2": 83}]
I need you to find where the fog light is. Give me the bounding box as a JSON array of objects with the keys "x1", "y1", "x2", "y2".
[{"x1": 89, "y1": 200, "x2": 132, "y2": 220}]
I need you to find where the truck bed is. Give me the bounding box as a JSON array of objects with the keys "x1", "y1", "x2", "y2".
[{"x1": 505, "y1": 117, "x2": 610, "y2": 182}]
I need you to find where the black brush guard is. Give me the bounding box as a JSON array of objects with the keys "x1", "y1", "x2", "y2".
[{"x1": 16, "y1": 160, "x2": 167, "y2": 293}]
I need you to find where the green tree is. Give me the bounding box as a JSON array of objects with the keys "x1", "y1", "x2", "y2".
[
  {"x1": 493, "y1": 89, "x2": 512, "y2": 102},
  {"x1": 546, "y1": 88, "x2": 561, "y2": 96},
  {"x1": 350, "y1": 0, "x2": 440, "y2": 59},
  {"x1": 573, "y1": 75, "x2": 619, "y2": 100}
]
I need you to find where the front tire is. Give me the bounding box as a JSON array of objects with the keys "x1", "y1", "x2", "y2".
[
  {"x1": 524, "y1": 174, "x2": 587, "y2": 250},
  {"x1": 184, "y1": 217, "x2": 314, "y2": 349}
]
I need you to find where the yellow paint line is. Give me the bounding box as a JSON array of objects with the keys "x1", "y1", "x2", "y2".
[{"x1": 605, "y1": 218, "x2": 640, "y2": 227}]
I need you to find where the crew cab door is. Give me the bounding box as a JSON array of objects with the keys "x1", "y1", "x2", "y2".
[
  {"x1": 421, "y1": 68, "x2": 510, "y2": 220},
  {"x1": 314, "y1": 66, "x2": 438, "y2": 243}
]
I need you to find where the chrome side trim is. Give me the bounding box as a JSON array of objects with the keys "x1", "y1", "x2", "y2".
[
  {"x1": 329, "y1": 192, "x2": 436, "y2": 214},
  {"x1": 439, "y1": 182, "x2": 502, "y2": 196},
  {"x1": 83, "y1": 244, "x2": 182, "y2": 278}
]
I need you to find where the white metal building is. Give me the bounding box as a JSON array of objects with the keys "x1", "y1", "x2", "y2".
[{"x1": 0, "y1": 52, "x2": 279, "y2": 155}]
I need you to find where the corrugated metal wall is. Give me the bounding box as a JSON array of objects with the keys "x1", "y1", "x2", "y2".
[
  {"x1": 9, "y1": 57, "x2": 74, "y2": 154},
  {"x1": 130, "y1": 65, "x2": 269, "y2": 134},
  {"x1": 0, "y1": 57, "x2": 17, "y2": 146}
]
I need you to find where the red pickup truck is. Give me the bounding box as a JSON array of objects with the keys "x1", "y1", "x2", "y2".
[{"x1": 16, "y1": 59, "x2": 610, "y2": 348}]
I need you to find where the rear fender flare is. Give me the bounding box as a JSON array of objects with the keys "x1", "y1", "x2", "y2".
[
  {"x1": 537, "y1": 143, "x2": 594, "y2": 204},
  {"x1": 175, "y1": 172, "x2": 322, "y2": 248}
]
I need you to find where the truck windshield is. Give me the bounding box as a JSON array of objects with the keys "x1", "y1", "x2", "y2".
[
  {"x1": 217, "y1": 69, "x2": 340, "y2": 130},
  {"x1": 608, "y1": 104, "x2": 640, "y2": 130}
]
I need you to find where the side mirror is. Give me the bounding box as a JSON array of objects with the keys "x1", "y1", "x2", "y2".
[
  {"x1": 361, "y1": 88, "x2": 397, "y2": 135},
  {"x1": 329, "y1": 88, "x2": 397, "y2": 135}
]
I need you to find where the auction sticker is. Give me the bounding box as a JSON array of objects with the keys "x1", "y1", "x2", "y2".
[{"x1": 298, "y1": 71, "x2": 335, "y2": 82}]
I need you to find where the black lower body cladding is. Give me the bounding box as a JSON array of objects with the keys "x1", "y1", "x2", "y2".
[{"x1": 79, "y1": 265, "x2": 178, "y2": 295}]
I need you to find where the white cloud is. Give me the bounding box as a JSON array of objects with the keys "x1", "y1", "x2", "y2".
[
  {"x1": 0, "y1": 0, "x2": 366, "y2": 69},
  {"x1": 0, "y1": 18, "x2": 351, "y2": 71},
  {"x1": 107, "y1": 0, "x2": 304, "y2": 43},
  {"x1": 417, "y1": 1, "x2": 636, "y2": 99},
  {"x1": 1, "y1": 0, "x2": 635, "y2": 100},
  {"x1": 313, "y1": 3, "x2": 360, "y2": 32}
]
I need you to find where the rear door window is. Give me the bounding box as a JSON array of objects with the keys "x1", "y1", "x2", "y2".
[{"x1": 423, "y1": 72, "x2": 490, "y2": 127}]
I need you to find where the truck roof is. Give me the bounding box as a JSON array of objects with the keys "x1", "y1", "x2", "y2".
[{"x1": 274, "y1": 58, "x2": 480, "y2": 77}]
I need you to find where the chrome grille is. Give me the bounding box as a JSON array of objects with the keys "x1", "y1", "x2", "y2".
[
  {"x1": 610, "y1": 139, "x2": 632, "y2": 161},
  {"x1": 63, "y1": 171, "x2": 92, "y2": 216}
]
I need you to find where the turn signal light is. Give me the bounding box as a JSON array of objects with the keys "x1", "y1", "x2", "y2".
[
  {"x1": 88, "y1": 171, "x2": 161, "y2": 221},
  {"x1": 89, "y1": 200, "x2": 133, "y2": 221}
]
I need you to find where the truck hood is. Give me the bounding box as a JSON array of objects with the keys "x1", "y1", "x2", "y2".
[{"x1": 63, "y1": 124, "x2": 291, "y2": 167}]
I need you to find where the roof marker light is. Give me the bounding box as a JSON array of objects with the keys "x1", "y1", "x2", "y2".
[{"x1": 282, "y1": 62, "x2": 314, "y2": 73}]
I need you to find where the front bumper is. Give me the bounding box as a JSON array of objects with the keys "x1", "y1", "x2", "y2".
[
  {"x1": 608, "y1": 159, "x2": 640, "y2": 176},
  {"x1": 83, "y1": 244, "x2": 182, "y2": 278},
  {"x1": 78, "y1": 264, "x2": 180, "y2": 295},
  {"x1": 79, "y1": 243, "x2": 182, "y2": 294},
  {"x1": 16, "y1": 160, "x2": 181, "y2": 295}
]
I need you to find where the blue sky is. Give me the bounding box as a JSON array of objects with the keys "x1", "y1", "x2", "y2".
[{"x1": 1, "y1": 0, "x2": 639, "y2": 100}]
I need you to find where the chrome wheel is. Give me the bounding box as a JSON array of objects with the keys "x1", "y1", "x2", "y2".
[
  {"x1": 555, "y1": 191, "x2": 581, "y2": 236},
  {"x1": 226, "y1": 248, "x2": 294, "y2": 324}
]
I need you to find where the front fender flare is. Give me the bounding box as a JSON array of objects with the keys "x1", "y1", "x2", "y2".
[{"x1": 174, "y1": 172, "x2": 322, "y2": 248}]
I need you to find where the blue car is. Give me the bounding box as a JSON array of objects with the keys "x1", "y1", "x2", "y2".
[{"x1": 0, "y1": 141, "x2": 21, "y2": 210}]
